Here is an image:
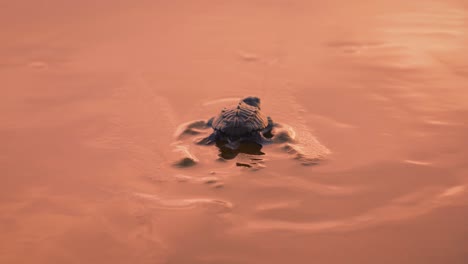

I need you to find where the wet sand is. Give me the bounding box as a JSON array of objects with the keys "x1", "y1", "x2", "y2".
[{"x1": 1, "y1": 1, "x2": 468, "y2": 263}]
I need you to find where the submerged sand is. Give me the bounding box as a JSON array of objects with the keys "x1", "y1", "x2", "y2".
[{"x1": 1, "y1": 1, "x2": 468, "y2": 263}]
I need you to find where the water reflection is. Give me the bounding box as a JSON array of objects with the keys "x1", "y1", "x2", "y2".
[{"x1": 216, "y1": 140, "x2": 264, "y2": 160}]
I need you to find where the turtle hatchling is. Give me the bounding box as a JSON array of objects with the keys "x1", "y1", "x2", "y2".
[
  {"x1": 173, "y1": 96, "x2": 329, "y2": 166},
  {"x1": 202, "y1": 96, "x2": 274, "y2": 149}
]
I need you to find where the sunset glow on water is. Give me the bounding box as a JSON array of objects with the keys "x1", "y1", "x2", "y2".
[{"x1": 1, "y1": 1, "x2": 468, "y2": 263}]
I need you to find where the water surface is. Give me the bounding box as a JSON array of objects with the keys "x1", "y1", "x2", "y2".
[{"x1": 1, "y1": 1, "x2": 468, "y2": 263}]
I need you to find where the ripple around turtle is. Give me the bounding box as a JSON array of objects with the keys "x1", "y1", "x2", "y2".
[{"x1": 132, "y1": 192, "x2": 233, "y2": 213}]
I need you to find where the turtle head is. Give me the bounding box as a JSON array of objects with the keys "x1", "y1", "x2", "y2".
[{"x1": 242, "y1": 96, "x2": 261, "y2": 108}]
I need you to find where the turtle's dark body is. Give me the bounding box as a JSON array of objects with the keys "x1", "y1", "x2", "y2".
[{"x1": 203, "y1": 96, "x2": 274, "y2": 149}]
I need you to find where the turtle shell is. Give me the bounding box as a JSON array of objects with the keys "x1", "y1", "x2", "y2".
[{"x1": 211, "y1": 100, "x2": 269, "y2": 137}]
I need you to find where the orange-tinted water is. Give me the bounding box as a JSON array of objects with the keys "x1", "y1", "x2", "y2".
[{"x1": 1, "y1": 1, "x2": 468, "y2": 263}]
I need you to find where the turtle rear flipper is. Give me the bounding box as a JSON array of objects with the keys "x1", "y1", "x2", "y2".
[
  {"x1": 195, "y1": 131, "x2": 218, "y2": 145},
  {"x1": 224, "y1": 139, "x2": 241, "y2": 150}
]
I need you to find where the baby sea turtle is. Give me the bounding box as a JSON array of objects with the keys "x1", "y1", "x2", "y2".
[
  {"x1": 202, "y1": 96, "x2": 274, "y2": 149},
  {"x1": 173, "y1": 96, "x2": 330, "y2": 167}
]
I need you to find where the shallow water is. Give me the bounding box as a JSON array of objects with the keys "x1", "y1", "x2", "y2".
[{"x1": 1, "y1": 1, "x2": 468, "y2": 263}]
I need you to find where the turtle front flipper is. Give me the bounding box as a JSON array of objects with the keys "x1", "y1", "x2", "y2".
[
  {"x1": 174, "y1": 119, "x2": 211, "y2": 139},
  {"x1": 261, "y1": 116, "x2": 275, "y2": 138},
  {"x1": 254, "y1": 131, "x2": 273, "y2": 146}
]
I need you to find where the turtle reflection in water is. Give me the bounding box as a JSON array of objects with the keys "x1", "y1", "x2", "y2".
[{"x1": 174, "y1": 96, "x2": 330, "y2": 167}]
